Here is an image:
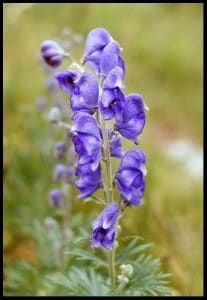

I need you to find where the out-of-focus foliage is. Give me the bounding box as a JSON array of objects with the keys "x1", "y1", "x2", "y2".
[{"x1": 4, "y1": 3, "x2": 203, "y2": 296}]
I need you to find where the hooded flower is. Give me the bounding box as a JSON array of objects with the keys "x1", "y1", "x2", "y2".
[
  {"x1": 75, "y1": 164, "x2": 102, "y2": 199},
  {"x1": 100, "y1": 41, "x2": 124, "y2": 76},
  {"x1": 83, "y1": 28, "x2": 125, "y2": 75},
  {"x1": 40, "y1": 40, "x2": 65, "y2": 68},
  {"x1": 99, "y1": 67, "x2": 125, "y2": 121},
  {"x1": 55, "y1": 70, "x2": 99, "y2": 114},
  {"x1": 116, "y1": 149, "x2": 147, "y2": 206},
  {"x1": 84, "y1": 28, "x2": 112, "y2": 58},
  {"x1": 115, "y1": 93, "x2": 148, "y2": 143},
  {"x1": 91, "y1": 203, "x2": 119, "y2": 250},
  {"x1": 71, "y1": 112, "x2": 102, "y2": 171}
]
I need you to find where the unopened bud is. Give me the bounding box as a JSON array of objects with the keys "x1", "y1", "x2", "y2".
[
  {"x1": 49, "y1": 189, "x2": 63, "y2": 208},
  {"x1": 40, "y1": 40, "x2": 66, "y2": 68},
  {"x1": 48, "y1": 107, "x2": 61, "y2": 123},
  {"x1": 120, "y1": 263, "x2": 134, "y2": 278},
  {"x1": 54, "y1": 141, "x2": 67, "y2": 159},
  {"x1": 117, "y1": 274, "x2": 129, "y2": 284}
]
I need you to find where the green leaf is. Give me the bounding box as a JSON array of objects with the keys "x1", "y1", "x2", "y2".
[
  {"x1": 65, "y1": 249, "x2": 107, "y2": 268},
  {"x1": 73, "y1": 235, "x2": 91, "y2": 244},
  {"x1": 116, "y1": 237, "x2": 153, "y2": 263}
]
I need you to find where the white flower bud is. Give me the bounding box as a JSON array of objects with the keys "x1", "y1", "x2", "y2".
[
  {"x1": 117, "y1": 274, "x2": 129, "y2": 284},
  {"x1": 48, "y1": 107, "x2": 61, "y2": 123},
  {"x1": 120, "y1": 263, "x2": 134, "y2": 278}
]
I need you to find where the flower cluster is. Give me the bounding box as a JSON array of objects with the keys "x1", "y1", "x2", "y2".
[{"x1": 41, "y1": 27, "x2": 148, "y2": 251}]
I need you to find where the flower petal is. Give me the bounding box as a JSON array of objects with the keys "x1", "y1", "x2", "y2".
[
  {"x1": 117, "y1": 112, "x2": 146, "y2": 141},
  {"x1": 103, "y1": 66, "x2": 125, "y2": 90},
  {"x1": 100, "y1": 41, "x2": 121, "y2": 76},
  {"x1": 84, "y1": 28, "x2": 112, "y2": 57},
  {"x1": 55, "y1": 70, "x2": 80, "y2": 94},
  {"x1": 73, "y1": 112, "x2": 101, "y2": 139}
]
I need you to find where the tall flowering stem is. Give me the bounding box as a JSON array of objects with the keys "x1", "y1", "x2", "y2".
[{"x1": 41, "y1": 27, "x2": 148, "y2": 292}]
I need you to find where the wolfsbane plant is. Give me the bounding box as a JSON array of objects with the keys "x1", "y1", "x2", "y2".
[{"x1": 40, "y1": 27, "x2": 171, "y2": 295}]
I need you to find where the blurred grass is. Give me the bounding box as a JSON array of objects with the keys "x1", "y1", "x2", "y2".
[{"x1": 4, "y1": 3, "x2": 203, "y2": 296}]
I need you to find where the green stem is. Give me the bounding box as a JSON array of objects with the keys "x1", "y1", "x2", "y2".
[
  {"x1": 60, "y1": 183, "x2": 71, "y2": 270},
  {"x1": 101, "y1": 118, "x2": 114, "y2": 204},
  {"x1": 97, "y1": 76, "x2": 116, "y2": 290},
  {"x1": 57, "y1": 121, "x2": 71, "y2": 130},
  {"x1": 108, "y1": 244, "x2": 116, "y2": 291}
]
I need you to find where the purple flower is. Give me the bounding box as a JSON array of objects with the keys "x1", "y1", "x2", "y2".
[
  {"x1": 83, "y1": 28, "x2": 112, "y2": 73},
  {"x1": 116, "y1": 149, "x2": 147, "y2": 206},
  {"x1": 115, "y1": 94, "x2": 148, "y2": 143},
  {"x1": 40, "y1": 40, "x2": 65, "y2": 68},
  {"x1": 55, "y1": 70, "x2": 99, "y2": 114},
  {"x1": 100, "y1": 41, "x2": 124, "y2": 77},
  {"x1": 91, "y1": 203, "x2": 119, "y2": 250},
  {"x1": 75, "y1": 164, "x2": 102, "y2": 199},
  {"x1": 49, "y1": 189, "x2": 63, "y2": 208},
  {"x1": 99, "y1": 67, "x2": 125, "y2": 121},
  {"x1": 53, "y1": 164, "x2": 74, "y2": 183},
  {"x1": 83, "y1": 28, "x2": 124, "y2": 75},
  {"x1": 108, "y1": 129, "x2": 123, "y2": 158},
  {"x1": 53, "y1": 164, "x2": 66, "y2": 181},
  {"x1": 54, "y1": 141, "x2": 67, "y2": 159},
  {"x1": 62, "y1": 165, "x2": 75, "y2": 183},
  {"x1": 55, "y1": 69, "x2": 80, "y2": 94},
  {"x1": 102, "y1": 66, "x2": 125, "y2": 90},
  {"x1": 84, "y1": 28, "x2": 113, "y2": 58},
  {"x1": 71, "y1": 112, "x2": 102, "y2": 171}
]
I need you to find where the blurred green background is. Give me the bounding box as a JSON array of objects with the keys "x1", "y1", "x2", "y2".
[{"x1": 4, "y1": 3, "x2": 203, "y2": 296}]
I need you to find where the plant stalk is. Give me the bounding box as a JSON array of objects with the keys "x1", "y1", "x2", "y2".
[
  {"x1": 97, "y1": 75, "x2": 116, "y2": 290},
  {"x1": 60, "y1": 183, "x2": 71, "y2": 270}
]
